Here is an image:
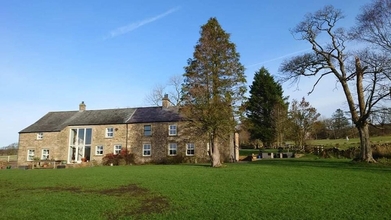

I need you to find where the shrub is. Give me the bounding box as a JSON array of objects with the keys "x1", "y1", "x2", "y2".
[
  {"x1": 154, "y1": 155, "x2": 185, "y2": 165},
  {"x1": 372, "y1": 144, "x2": 391, "y2": 159},
  {"x1": 102, "y1": 151, "x2": 134, "y2": 166}
]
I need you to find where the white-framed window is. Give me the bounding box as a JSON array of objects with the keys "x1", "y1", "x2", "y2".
[
  {"x1": 169, "y1": 125, "x2": 177, "y2": 136},
  {"x1": 68, "y1": 128, "x2": 92, "y2": 163},
  {"x1": 186, "y1": 143, "x2": 195, "y2": 156},
  {"x1": 106, "y1": 127, "x2": 114, "y2": 138},
  {"x1": 143, "y1": 144, "x2": 151, "y2": 156},
  {"x1": 144, "y1": 125, "x2": 152, "y2": 136},
  {"x1": 168, "y1": 143, "x2": 177, "y2": 156},
  {"x1": 96, "y1": 145, "x2": 104, "y2": 155},
  {"x1": 27, "y1": 149, "x2": 35, "y2": 161},
  {"x1": 37, "y1": 133, "x2": 43, "y2": 140},
  {"x1": 114, "y1": 145, "x2": 122, "y2": 155},
  {"x1": 41, "y1": 149, "x2": 50, "y2": 160}
]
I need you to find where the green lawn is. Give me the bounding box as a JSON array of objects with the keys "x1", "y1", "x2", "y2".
[{"x1": 1, "y1": 160, "x2": 391, "y2": 219}]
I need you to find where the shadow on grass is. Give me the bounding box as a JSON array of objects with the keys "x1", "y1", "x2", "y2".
[
  {"x1": 21, "y1": 184, "x2": 171, "y2": 220},
  {"x1": 244, "y1": 158, "x2": 391, "y2": 173}
]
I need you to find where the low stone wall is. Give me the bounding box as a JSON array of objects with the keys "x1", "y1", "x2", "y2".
[{"x1": 312, "y1": 143, "x2": 391, "y2": 159}]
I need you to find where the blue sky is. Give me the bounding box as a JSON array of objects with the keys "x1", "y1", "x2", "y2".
[{"x1": 0, "y1": 0, "x2": 371, "y2": 147}]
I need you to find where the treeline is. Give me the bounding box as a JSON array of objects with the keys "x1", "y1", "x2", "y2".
[
  {"x1": 240, "y1": 106, "x2": 391, "y2": 149},
  {"x1": 0, "y1": 143, "x2": 18, "y2": 155}
]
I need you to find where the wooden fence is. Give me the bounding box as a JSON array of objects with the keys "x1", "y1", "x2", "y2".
[{"x1": 0, "y1": 155, "x2": 17, "y2": 162}]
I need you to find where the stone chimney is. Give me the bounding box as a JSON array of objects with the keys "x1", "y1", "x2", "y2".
[
  {"x1": 79, "y1": 101, "x2": 86, "y2": 112},
  {"x1": 162, "y1": 94, "x2": 170, "y2": 108}
]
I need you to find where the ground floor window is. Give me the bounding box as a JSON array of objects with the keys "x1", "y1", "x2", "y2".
[
  {"x1": 96, "y1": 145, "x2": 103, "y2": 155},
  {"x1": 27, "y1": 149, "x2": 35, "y2": 161},
  {"x1": 186, "y1": 143, "x2": 195, "y2": 156},
  {"x1": 143, "y1": 144, "x2": 151, "y2": 156},
  {"x1": 168, "y1": 143, "x2": 177, "y2": 156},
  {"x1": 41, "y1": 149, "x2": 50, "y2": 160},
  {"x1": 114, "y1": 145, "x2": 122, "y2": 155}
]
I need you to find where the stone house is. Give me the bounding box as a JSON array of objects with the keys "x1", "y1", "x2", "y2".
[{"x1": 18, "y1": 97, "x2": 227, "y2": 166}]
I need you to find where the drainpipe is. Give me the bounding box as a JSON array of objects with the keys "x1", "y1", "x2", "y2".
[{"x1": 126, "y1": 123, "x2": 129, "y2": 154}]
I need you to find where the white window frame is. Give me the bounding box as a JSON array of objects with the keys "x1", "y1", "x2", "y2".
[
  {"x1": 96, "y1": 145, "x2": 104, "y2": 155},
  {"x1": 114, "y1": 145, "x2": 122, "y2": 155},
  {"x1": 41, "y1": 149, "x2": 50, "y2": 160},
  {"x1": 168, "y1": 124, "x2": 177, "y2": 136},
  {"x1": 186, "y1": 143, "x2": 195, "y2": 156},
  {"x1": 143, "y1": 144, "x2": 151, "y2": 156},
  {"x1": 37, "y1": 132, "x2": 43, "y2": 140},
  {"x1": 27, "y1": 149, "x2": 35, "y2": 161},
  {"x1": 168, "y1": 143, "x2": 177, "y2": 156},
  {"x1": 106, "y1": 127, "x2": 114, "y2": 138},
  {"x1": 144, "y1": 125, "x2": 152, "y2": 136}
]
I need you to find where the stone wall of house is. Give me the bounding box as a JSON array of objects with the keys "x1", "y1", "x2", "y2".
[
  {"x1": 86, "y1": 124, "x2": 128, "y2": 164},
  {"x1": 128, "y1": 122, "x2": 210, "y2": 164},
  {"x1": 18, "y1": 131, "x2": 67, "y2": 166},
  {"x1": 18, "y1": 121, "x2": 216, "y2": 166}
]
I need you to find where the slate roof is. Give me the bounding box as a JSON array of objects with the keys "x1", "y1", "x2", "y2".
[
  {"x1": 127, "y1": 106, "x2": 181, "y2": 123},
  {"x1": 19, "y1": 106, "x2": 182, "y2": 133}
]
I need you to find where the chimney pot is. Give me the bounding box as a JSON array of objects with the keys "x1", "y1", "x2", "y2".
[
  {"x1": 79, "y1": 101, "x2": 86, "y2": 111},
  {"x1": 162, "y1": 94, "x2": 170, "y2": 108}
]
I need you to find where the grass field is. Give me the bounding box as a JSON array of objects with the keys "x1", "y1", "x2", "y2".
[{"x1": 1, "y1": 159, "x2": 391, "y2": 219}]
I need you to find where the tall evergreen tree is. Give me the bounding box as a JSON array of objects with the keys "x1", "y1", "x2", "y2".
[
  {"x1": 181, "y1": 17, "x2": 247, "y2": 167},
  {"x1": 246, "y1": 67, "x2": 286, "y2": 148}
]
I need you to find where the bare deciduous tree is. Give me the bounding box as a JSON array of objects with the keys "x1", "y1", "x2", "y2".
[
  {"x1": 280, "y1": 5, "x2": 391, "y2": 162},
  {"x1": 144, "y1": 75, "x2": 183, "y2": 106},
  {"x1": 288, "y1": 97, "x2": 320, "y2": 149},
  {"x1": 352, "y1": 0, "x2": 391, "y2": 52}
]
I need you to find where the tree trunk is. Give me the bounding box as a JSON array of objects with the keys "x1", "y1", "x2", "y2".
[
  {"x1": 209, "y1": 138, "x2": 222, "y2": 167},
  {"x1": 356, "y1": 123, "x2": 376, "y2": 163}
]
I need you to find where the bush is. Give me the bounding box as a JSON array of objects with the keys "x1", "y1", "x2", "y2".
[
  {"x1": 154, "y1": 155, "x2": 185, "y2": 165},
  {"x1": 102, "y1": 151, "x2": 134, "y2": 166},
  {"x1": 372, "y1": 144, "x2": 391, "y2": 159}
]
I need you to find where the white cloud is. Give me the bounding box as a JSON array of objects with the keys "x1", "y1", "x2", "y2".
[
  {"x1": 108, "y1": 6, "x2": 180, "y2": 38},
  {"x1": 246, "y1": 48, "x2": 311, "y2": 68}
]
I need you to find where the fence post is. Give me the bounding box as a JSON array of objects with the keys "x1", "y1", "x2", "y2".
[{"x1": 8, "y1": 156, "x2": 10, "y2": 162}]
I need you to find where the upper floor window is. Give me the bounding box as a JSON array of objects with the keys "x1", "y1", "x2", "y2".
[
  {"x1": 114, "y1": 145, "x2": 122, "y2": 155},
  {"x1": 186, "y1": 143, "x2": 195, "y2": 156},
  {"x1": 143, "y1": 144, "x2": 151, "y2": 156},
  {"x1": 144, "y1": 125, "x2": 152, "y2": 136},
  {"x1": 27, "y1": 149, "x2": 35, "y2": 161},
  {"x1": 41, "y1": 149, "x2": 50, "y2": 160},
  {"x1": 168, "y1": 143, "x2": 177, "y2": 156},
  {"x1": 37, "y1": 133, "x2": 43, "y2": 140},
  {"x1": 169, "y1": 125, "x2": 177, "y2": 136},
  {"x1": 96, "y1": 145, "x2": 104, "y2": 155},
  {"x1": 106, "y1": 127, "x2": 114, "y2": 138}
]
